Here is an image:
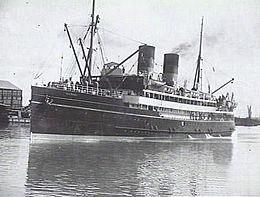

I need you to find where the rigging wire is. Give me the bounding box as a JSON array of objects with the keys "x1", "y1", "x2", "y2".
[
  {"x1": 99, "y1": 27, "x2": 146, "y2": 45},
  {"x1": 63, "y1": 24, "x2": 94, "y2": 79},
  {"x1": 97, "y1": 31, "x2": 108, "y2": 64},
  {"x1": 181, "y1": 60, "x2": 197, "y2": 88},
  {"x1": 200, "y1": 59, "x2": 237, "y2": 95},
  {"x1": 201, "y1": 60, "x2": 210, "y2": 85},
  {"x1": 66, "y1": 24, "x2": 89, "y2": 27},
  {"x1": 33, "y1": 41, "x2": 58, "y2": 79},
  {"x1": 59, "y1": 29, "x2": 68, "y2": 80},
  {"x1": 203, "y1": 68, "x2": 211, "y2": 93},
  {"x1": 83, "y1": 25, "x2": 91, "y2": 42},
  {"x1": 203, "y1": 59, "x2": 234, "y2": 79},
  {"x1": 63, "y1": 25, "x2": 81, "y2": 78},
  {"x1": 92, "y1": 43, "x2": 99, "y2": 74},
  {"x1": 62, "y1": 20, "x2": 145, "y2": 80}
]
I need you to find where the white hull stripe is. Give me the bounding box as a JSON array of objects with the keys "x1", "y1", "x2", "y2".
[{"x1": 31, "y1": 101, "x2": 234, "y2": 123}]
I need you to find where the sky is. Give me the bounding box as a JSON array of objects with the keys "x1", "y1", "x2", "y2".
[{"x1": 0, "y1": 0, "x2": 260, "y2": 117}]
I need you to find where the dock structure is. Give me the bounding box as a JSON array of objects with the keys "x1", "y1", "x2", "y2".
[
  {"x1": 0, "y1": 80, "x2": 30, "y2": 124},
  {"x1": 0, "y1": 80, "x2": 22, "y2": 109}
]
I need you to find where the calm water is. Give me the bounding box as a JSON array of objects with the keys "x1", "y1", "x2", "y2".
[{"x1": 0, "y1": 124, "x2": 260, "y2": 196}]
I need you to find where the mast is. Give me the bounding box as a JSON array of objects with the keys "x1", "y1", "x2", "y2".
[
  {"x1": 83, "y1": 15, "x2": 99, "y2": 77},
  {"x1": 248, "y1": 105, "x2": 252, "y2": 119},
  {"x1": 88, "y1": 0, "x2": 95, "y2": 78},
  {"x1": 192, "y1": 17, "x2": 204, "y2": 91},
  {"x1": 63, "y1": 0, "x2": 97, "y2": 84}
]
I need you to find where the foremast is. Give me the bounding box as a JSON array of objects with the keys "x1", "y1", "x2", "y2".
[
  {"x1": 64, "y1": 0, "x2": 99, "y2": 85},
  {"x1": 192, "y1": 17, "x2": 204, "y2": 91},
  {"x1": 88, "y1": 0, "x2": 95, "y2": 79}
]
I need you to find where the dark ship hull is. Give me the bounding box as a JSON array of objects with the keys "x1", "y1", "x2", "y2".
[
  {"x1": 235, "y1": 105, "x2": 260, "y2": 126},
  {"x1": 235, "y1": 117, "x2": 260, "y2": 127},
  {"x1": 31, "y1": 5, "x2": 237, "y2": 138},
  {"x1": 31, "y1": 86, "x2": 234, "y2": 138}
]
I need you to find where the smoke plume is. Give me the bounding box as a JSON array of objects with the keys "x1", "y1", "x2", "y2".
[
  {"x1": 172, "y1": 32, "x2": 224, "y2": 58},
  {"x1": 172, "y1": 40, "x2": 197, "y2": 58}
]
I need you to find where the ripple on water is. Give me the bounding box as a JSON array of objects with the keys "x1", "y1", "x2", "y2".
[{"x1": 1, "y1": 125, "x2": 260, "y2": 196}]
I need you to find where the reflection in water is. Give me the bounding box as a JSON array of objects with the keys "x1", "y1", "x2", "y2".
[
  {"x1": 0, "y1": 124, "x2": 30, "y2": 196},
  {"x1": 25, "y1": 138, "x2": 233, "y2": 196},
  {"x1": 3, "y1": 125, "x2": 260, "y2": 196}
]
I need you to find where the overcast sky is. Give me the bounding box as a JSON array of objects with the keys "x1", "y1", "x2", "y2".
[{"x1": 0, "y1": 0, "x2": 260, "y2": 116}]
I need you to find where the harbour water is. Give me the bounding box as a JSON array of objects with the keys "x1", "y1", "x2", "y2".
[{"x1": 0, "y1": 124, "x2": 260, "y2": 196}]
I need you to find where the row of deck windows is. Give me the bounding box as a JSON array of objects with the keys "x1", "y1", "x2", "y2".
[
  {"x1": 144, "y1": 92, "x2": 216, "y2": 107},
  {"x1": 129, "y1": 103, "x2": 233, "y2": 121}
]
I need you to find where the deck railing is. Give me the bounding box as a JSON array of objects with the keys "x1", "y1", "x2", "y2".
[{"x1": 46, "y1": 82, "x2": 123, "y2": 98}]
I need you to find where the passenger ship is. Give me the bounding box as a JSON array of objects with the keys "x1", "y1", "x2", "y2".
[{"x1": 31, "y1": 1, "x2": 237, "y2": 138}]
